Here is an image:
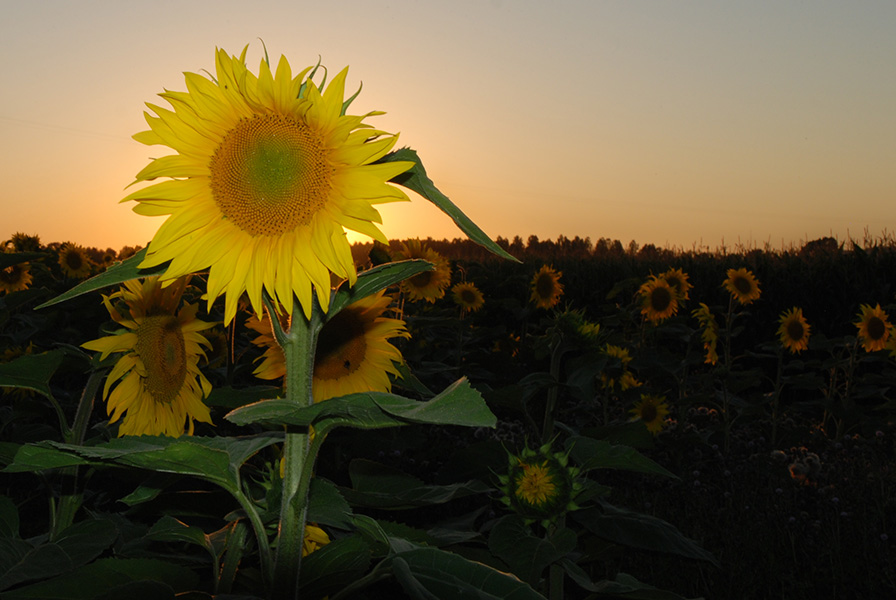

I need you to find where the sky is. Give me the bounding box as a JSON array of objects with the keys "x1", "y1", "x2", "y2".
[{"x1": 2, "y1": 0, "x2": 895, "y2": 252}]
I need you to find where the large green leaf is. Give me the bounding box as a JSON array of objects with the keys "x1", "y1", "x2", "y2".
[
  {"x1": 339, "y1": 459, "x2": 491, "y2": 510},
  {"x1": 225, "y1": 378, "x2": 496, "y2": 431},
  {"x1": 0, "y1": 519, "x2": 118, "y2": 591},
  {"x1": 146, "y1": 515, "x2": 213, "y2": 556},
  {"x1": 566, "y1": 437, "x2": 678, "y2": 479},
  {"x1": 4, "y1": 444, "x2": 90, "y2": 473},
  {"x1": 391, "y1": 546, "x2": 547, "y2": 600},
  {"x1": 2, "y1": 558, "x2": 197, "y2": 599},
  {"x1": 382, "y1": 148, "x2": 518, "y2": 263},
  {"x1": 298, "y1": 535, "x2": 372, "y2": 599},
  {"x1": 330, "y1": 259, "x2": 433, "y2": 315},
  {"x1": 488, "y1": 516, "x2": 576, "y2": 586},
  {"x1": 574, "y1": 502, "x2": 718, "y2": 566},
  {"x1": 307, "y1": 478, "x2": 354, "y2": 529},
  {"x1": 0, "y1": 496, "x2": 18, "y2": 538},
  {"x1": 35, "y1": 249, "x2": 166, "y2": 310},
  {"x1": 0, "y1": 349, "x2": 64, "y2": 400}
]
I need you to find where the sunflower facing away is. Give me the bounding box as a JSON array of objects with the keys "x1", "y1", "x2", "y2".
[
  {"x1": 855, "y1": 303, "x2": 891, "y2": 352},
  {"x1": 58, "y1": 243, "x2": 92, "y2": 279},
  {"x1": 660, "y1": 267, "x2": 692, "y2": 301},
  {"x1": 82, "y1": 277, "x2": 215, "y2": 437},
  {"x1": 248, "y1": 291, "x2": 408, "y2": 402},
  {"x1": 600, "y1": 344, "x2": 641, "y2": 391},
  {"x1": 777, "y1": 307, "x2": 811, "y2": 354},
  {"x1": 630, "y1": 394, "x2": 671, "y2": 435},
  {"x1": 0, "y1": 262, "x2": 32, "y2": 294},
  {"x1": 692, "y1": 303, "x2": 719, "y2": 365},
  {"x1": 451, "y1": 281, "x2": 484, "y2": 313},
  {"x1": 723, "y1": 268, "x2": 761, "y2": 305},
  {"x1": 397, "y1": 240, "x2": 452, "y2": 303},
  {"x1": 124, "y1": 46, "x2": 413, "y2": 325},
  {"x1": 638, "y1": 276, "x2": 679, "y2": 323},
  {"x1": 530, "y1": 265, "x2": 564, "y2": 309}
]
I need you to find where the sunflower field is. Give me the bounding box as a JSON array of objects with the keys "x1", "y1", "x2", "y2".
[{"x1": 2, "y1": 46, "x2": 894, "y2": 600}]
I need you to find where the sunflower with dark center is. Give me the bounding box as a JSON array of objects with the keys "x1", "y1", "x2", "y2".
[
  {"x1": 778, "y1": 307, "x2": 811, "y2": 354},
  {"x1": 855, "y1": 303, "x2": 891, "y2": 352},
  {"x1": 497, "y1": 444, "x2": 581, "y2": 524},
  {"x1": 124, "y1": 46, "x2": 413, "y2": 325},
  {"x1": 660, "y1": 267, "x2": 692, "y2": 300},
  {"x1": 451, "y1": 281, "x2": 484, "y2": 313},
  {"x1": 0, "y1": 262, "x2": 32, "y2": 294},
  {"x1": 247, "y1": 291, "x2": 408, "y2": 403},
  {"x1": 82, "y1": 277, "x2": 215, "y2": 437},
  {"x1": 638, "y1": 276, "x2": 679, "y2": 323},
  {"x1": 530, "y1": 265, "x2": 564, "y2": 309},
  {"x1": 397, "y1": 239, "x2": 452, "y2": 302},
  {"x1": 723, "y1": 267, "x2": 761, "y2": 305},
  {"x1": 58, "y1": 243, "x2": 92, "y2": 279},
  {"x1": 630, "y1": 394, "x2": 671, "y2": 434}
]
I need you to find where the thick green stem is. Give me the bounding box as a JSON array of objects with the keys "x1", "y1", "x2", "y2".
[
  {"x1": 541, "y1": 333, "x2": 564, "y2": 444},
  {"x1": 270, "y1": 297, "x2": 320, "y2": 600}
]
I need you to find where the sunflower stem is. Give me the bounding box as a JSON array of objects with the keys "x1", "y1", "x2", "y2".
[{"x1": 271, "y1": 296, "x2": 321, "y2": 600}]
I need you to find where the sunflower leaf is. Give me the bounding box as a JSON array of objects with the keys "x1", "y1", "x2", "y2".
[
  {"x1": 381, "y1": 148, "x2": 519, "y2": 263},
  {"x1": 35, "y1": 249, "x2": 167, "y2": 310},
  {"x1": 565, "y1": 436, "x2": 679, "y2": 479},
  {"x1": 330, "y1": 259, "x2": 433, "y2": 315},
  {"x1": 0, "y1": 349, "x2": 64, "y2": 401},
  {"x1": 0, "y1": 252, "x2": 45, "y2": 269}
]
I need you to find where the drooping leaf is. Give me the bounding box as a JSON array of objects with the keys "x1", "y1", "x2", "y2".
[
  {"x1": 382, "y1": 148, "x2": 518, "y2": 263},
  {"x1": 488, "y1": 516, "x2": 576, "y2": 586},
  {"x1": 35, "y1": 249, "x2": 166, "y2": 310},
  {"x1": 0, "y1": 350, "x2": 64, "y2": 400},
  {"x1": 566, "y1": 437, "x2": 678, "y2": 479},
  {"x1": 298, "y1": 535, "x2": 371, "y2": 599},
  {"x1": 330, "y1": 259, "x2": 433, "y2": 314},
  {"x1": 574, "y1": 502, "x2": 719, "y2": 566}
]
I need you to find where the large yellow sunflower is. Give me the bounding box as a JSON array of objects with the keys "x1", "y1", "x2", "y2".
[
  {"x1": 723, "y1": 268, "x2": 761, "y2": 305},
  {"x1": 58, "y1": 243, "x2": 92, "y2": 279},
  {"x1": 124, "y1": 46, "x2": 413, "y2": 325},
  {"x1": 530, "y1": 265, "x2": 564, "y2": 309},
  {"x1": 397, "y1": 240, "x2": 452, "y2": 303},
  {"x1": 0, "y1": 262, "x2": 32, "y2": 294},
  {"x1": 82, "y1": 277, "x2": 215, "y2": 437},
  {"x1": 629, "y1": 394, "x2": 670, "y2": 435},
  {"x1": 247, "y1": 291, "x2": 408, "y2": 403},
  {"x1": 451, "y1": 281, "x2": 484, "y2": 313},
  {"x1": 855, "y1": 303, "x2": 891, "y2": 352},
  {"x1": 638, "y1": 276, "x2": 679, "y2": 323},
  {"x1": 777, "y1": 307, "x2": 811, "y2": 354},
  {"x1": 659, "y1": 267, "x2": 692, "y2": 301}
]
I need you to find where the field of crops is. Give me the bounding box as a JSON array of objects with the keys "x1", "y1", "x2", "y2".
[{"x1": 2, "y1": 232, "x2": 894, "y2": 599}]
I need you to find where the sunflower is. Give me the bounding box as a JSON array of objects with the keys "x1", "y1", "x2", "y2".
[
  {"x1": 397, "y1": 240, "x2": 452, "y2": 303},
  {"x1": 124, "y1": 46, "x2": 413, "y2": 325},
  {"x1": 600, "y1": 344, "x2": 641, "y2": 390},
  {"x1": 723, "y1": 268, "x2": 761, "y2": 305},
  {"x1": 692, "y1": 303, "x2": 719, "y2": 365},
  {"x1": 630, "y1": 394, "x2": 671, "y2": 435},
  {"x1": 530, "y1": 265, "x2": 564, "y2": 309},
  {"x1": 302, "y1": 524, "x2": 330, "y2": 557},
  {"x1": 9, "y1": 232, "x2": 41, "y2": 252},
  {"x1": 638, "y1": 276, "x2": 679, "y2": 323},
  {"x1": 497, "y1": 443, "x2": 581, "y2": 524},
  {"x1": 0, "y1": 262, "x2": 32, "y2": 294},
  {"x1": 81, "y1": 277, "x2": 215, "y2": 437},
  {"x1": 248, "y1": 291, "x2": 408, "y2": 403},
  {"x1": 855, "y1": 303, "x2": 891, "y2": 352},
  {"x1": 58, "y1": 243, "x2": 92, "y2": 279},
  {"x1": 451, "y1": 281, "x2": 484, "y2": 313},
  {"x1": 659, "y1": 267, "x2": 692, "y2": 301},
  {"x1": 777, "y1": 307, "x2": 811, "y2": 354}
]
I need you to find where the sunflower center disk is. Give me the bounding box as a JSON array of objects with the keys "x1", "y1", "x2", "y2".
[
  {"x1": 536, "y1": 275, "x2": 554, "y2": 299},
  {"x1": 651, "y1": 287, "x2": 672, "y2": 311},
  {"x1": 867, "y1": 317, "x2": 886, "y2": 340},
  {"x1": 136, "y1": 315, "x2": 187, "y2": 404},
  {"x1": 787, "y1": 320, "x2": 804, "y2": 341},
  {"x1": 734, "y1": 277, "x2": 752, "y2": 295},
  {"x1": 315, "y1": 310, "x2": 367, "y2": 380},
  {"x1": 210, "y1": 115, "x2": 332, "y2": 237}
]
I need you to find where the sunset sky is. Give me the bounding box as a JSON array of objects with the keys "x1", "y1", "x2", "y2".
[{"x1": 2, "y1": 0, "x2": 894, "y2": 252}]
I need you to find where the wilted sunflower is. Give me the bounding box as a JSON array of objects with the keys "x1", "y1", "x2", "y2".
[
  {"x1": 692, "y1": 303, "x2": 719, "y2": 365},
  {"x1": 58, "y1": 243, "x2": 92, "y2": 279},
  {"x1": 530, "y1": 265, "x2": 564, "y2": 309},
  {"x1": 777, "y1": 307, "x2": 811, "y2": 354},
  {"x1": 0, "y1": 262, "x2": 32, "y2": 294},
  {"x1": 248, "y1": 291, "x2": 408, "y2": 402},
  {"x1": 660, "y1": 267, "x2": 692, "y2": 301},
  {"x1": 723, "y1": 268, "x2": 761, "y2": 305},
  {"x1": 638, "y1": 276, "x2": 679, "y2": 323},
  {"x1": 82, "y1": 277, "x2": 215, "y2": 437},
  {"x1": 855, "y1": 303, "x2": 891, "y2": 352},
  {"x1": 451, "y1": 281, "x2": 484, "y2": 313},
  {"x1": 397, "y1": 240, "x2": 452, "y2": 302},
  {"x1": 630, "y1": 394, "x2": 671, "y2": 435},
  {"x1": 124, "y1": 46, "x2": 413, "y2": 325}
]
